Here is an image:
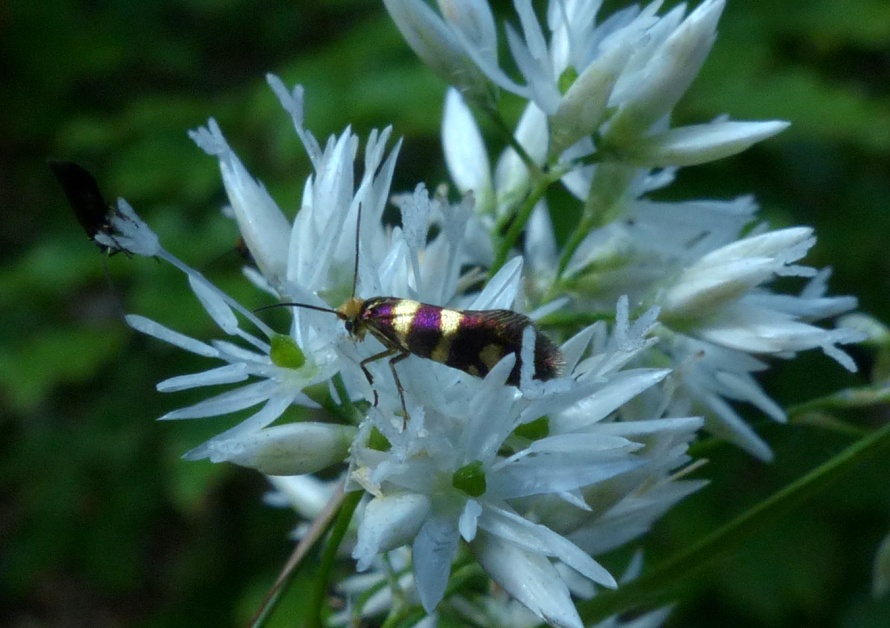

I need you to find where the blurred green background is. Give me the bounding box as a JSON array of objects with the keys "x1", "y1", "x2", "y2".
[{"x1": 2, "y1": 0, "x2": 889, "y2": 626}]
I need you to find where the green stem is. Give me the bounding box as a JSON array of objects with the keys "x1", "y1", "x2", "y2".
[
  {"x1": 554, "y1": 163, "x2": 635, "y2": 281},
  {"x1": 490, "y1": 178, "x2": 550, "y2": 277},
  {"x1": 577, "y1": 420, "x2": 890, "y2": 622},
  {"x1": 536, "y1": 308, "x2": 615, "y2": 330},
  {"x1": 332, "y1": 372, "x2": 362, "y2": 422},
  {"x1": 481, "y1": 104, "x2": 544, "y2": 180},
  {"x1": 555, "y1": 212, "x2": 596, "y2": 279},
  {"x1": 305, "y1": 489, "x2": 363, "y2": 628}
]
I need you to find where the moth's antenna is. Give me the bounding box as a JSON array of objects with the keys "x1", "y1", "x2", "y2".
[
  {"x1": 254, "y1": 302, "x2": 339, "y2": 316},
  {"x1": 351, "y1": 203, "x2": 362, "y2": 299}
]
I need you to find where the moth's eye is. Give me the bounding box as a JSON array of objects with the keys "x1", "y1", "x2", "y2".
[{"x1": 344, "y1": 321, "x2": 354, "y2": 334}]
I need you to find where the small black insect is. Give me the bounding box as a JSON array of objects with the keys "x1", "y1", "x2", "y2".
[{"x1": 49, "y1": 160, "x2": 125, "y2": 254}]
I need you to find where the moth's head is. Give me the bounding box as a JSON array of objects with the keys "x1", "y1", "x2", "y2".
[{"x1": 337, "y1": 297, "x2": 366, "y2": 339}]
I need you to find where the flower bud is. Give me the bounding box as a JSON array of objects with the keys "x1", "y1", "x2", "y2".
[
  {"x1": 605, "y1": 0, "x2": 725, "y2": 142},
  {"x1": 615, "y1": 120, "x2": 789, "y2": 167},
  {"x1": 189, "y1": 120, "x2": 291, "y2": 285},
  {"x1": 185, "y1": 422, "x2": 356, "y2": 475},
  {"x1": 384, "y1": 0, "x2": 495, "y2": 108}
]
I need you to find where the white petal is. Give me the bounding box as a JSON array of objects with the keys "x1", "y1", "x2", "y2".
[
  {"x1": 607, "y1": 0, "x2": 725, "y2": 140},
  {"x1": 189, "y1": 275, "x2": 239, "y2": 334},
  {"x1": 480, "y1": 505, "x2": 616, "y2": 588},
  {"x1": 412, "y1": 516, "x2": 461, "y2": 612},
  {"x1": 473, "y1": 531, "x2": 583, "y2": 628},
  {"x1": 159, "y1": 379, "x2": 279, "y2": 420},
  {"x1": 621, "y1": 120, "x2": 789, "y2": 167},
  {"x1": 383, "y1": 0, "x2": 494, "y2": 105},
  {"x1": 459, "y1": 499, "x2": 482, "y2": 542},
  {"x1": 699, "y1": 304, "x2": 846, "y2": 354},
  {"x1": 559, "y1": 324, "x2": 599, "y2": 374},
  {"x1": 696, "y1": 227, "x2": 813, "y2": 266},
  {"x1": 266, "y1": 74, "x2": 322, "y2": 166},
  {"x1": 700, "y1": 390, "x2": 774, "y2": 461},
  {"x1": 490, "y1": 442, "x2": 642, "y2": 498},
  {"x1": 550, "y1": 36, "x2": 632, "y2": 156},
  {"x1": 438, "y1": 0, "x2": 498, "y2": 61},
  {"x1": 157, "y1": 363, "x2": 249, "y2": 392},
  {"x1": 265, "y1": 475, "x2": 336, "y2": 519},
  {"x1": 504, "y1": 18, "x2": 560, "y2": 113},
  {"x1": 524, "y1": 201, "x2": 557, "y2": 276},
  {"x1": 189, "y1": 119, "x2": 291, "y2": 285},
  {"x1": 442, "y1": 88, "x2": 493, "y2": 210},
  {"x1": 126, "y1": 315, "x2": 218, "y2": 358},
  {"x1": 494, "y1": 102, "x2": 548, "y2": 210},
  {"x1": 539, "y1": 369, "x2": 671, "y2": 432},
  {"x1": 469, "y1": 256, "x2": 522, "y2": 309},
  {"x1": 663, "y1": 257, "x2": 777, "y2": 317},
  {"x1": 187, "y1": 394, "x2": 295, "y2": 444}
]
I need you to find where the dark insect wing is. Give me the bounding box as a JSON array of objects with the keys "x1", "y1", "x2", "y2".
[
  {"x1": 49, "y1": 160, "x2": 112, "y2": 241},
  {"x1": 456, "y1": 309, "x2": 563, "y2": 384}
]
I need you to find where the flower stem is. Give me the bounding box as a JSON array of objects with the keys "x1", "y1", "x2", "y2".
[
  {"x1": 305, "y1": 489, "x2": 363, "y2": 628},
  {"x1": 480, "y1": 103, "x2": 544, "y2": 181},
  {"x1": 555, "y1": 163, "x2": 635, "y2": 280},
  {"x1": 577, "y1": 420, "x2": 890, "y2": 622},
  {"x1": 490, "y1": 178, "x2": 550, "y2": 277}
]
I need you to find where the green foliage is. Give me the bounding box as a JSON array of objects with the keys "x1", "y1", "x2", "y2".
[{"x1": 3, "y1": 0, "x2": 889, "y2": 626}]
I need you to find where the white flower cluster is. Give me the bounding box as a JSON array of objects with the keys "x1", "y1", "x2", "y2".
[
  {"x1": 97, "y1": 1, "x2": 864, "y2": 626},
  {"x1": 403, "y1": 0, "x2": 864, "y2": 460}
]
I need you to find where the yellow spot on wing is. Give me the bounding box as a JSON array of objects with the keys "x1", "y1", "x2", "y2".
[
  {"x1": 431, "y1": 309, "x2": 462, "y2": 364},
  {"x1": 439, "y1": 309, "x2": 462, "y2": 335},
  {"x1": 392, "y1": 300, "x2": 421, "y2": 337},
  {"x1": 480, "y1": 343, "x2": 504, "y2": 369}
]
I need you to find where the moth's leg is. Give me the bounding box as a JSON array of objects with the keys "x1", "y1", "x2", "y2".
[
  {"x1": 359, "y1": 347, "x2": 398, "y2": 406},
  {"x1": 388, "y1": 352, "x2": 411, "y2": 429}
]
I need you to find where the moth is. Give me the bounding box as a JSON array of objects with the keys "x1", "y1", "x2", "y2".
[
  {"x1": 49, "y1": 160, "x2": 127, "y2": 255},
  {"x1": 261, "y1": 209, "x2": 564, "y2": 420}
]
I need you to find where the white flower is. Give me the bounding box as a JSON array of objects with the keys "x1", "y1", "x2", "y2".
[
  {"x1": 432, "y1": 0, "x2": 785, "y2": 169},
  {"x1": 604, "y1": 0, "x2": 726, "y2": 141},
  {"x1": 658, "y1": 278, "x2": 863, "y2": 459},
  {"x1": 94, "y1": 193, "x2": 341, "y2": 464},
  {"x1": 524, "y1": 185, "x2": 862, "y2": 459},
  {"x1": 351, "y1": 301, "x2": 704, "y2": 627},
  {"x1": 124, "y1": 283, "x2": 341, "y2": 464},
  {"x1": 383, "y1": 0, "x2": 496, "y2": 107},
  {"x1": 650, "y1": 229, "x2": 863, "y2": 458},
  {"x1": 120, "y1": 75, "x2": 534, "y2": 473}
]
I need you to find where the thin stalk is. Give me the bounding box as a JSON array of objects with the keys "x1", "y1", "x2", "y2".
[
  {"x1": 304, "y1": 489, "x2": 363, "y2": 628},
  {"x1": 250, "y1": 482, "x2": 348, "y2": 627},
  {"x1": 490, "y1": 177, "x2": 550, "y2": 277},
  {"x1": 480, "y1": 103, "x2": 544, "y2": 180},
  {"x1": 554, "y1": 163, "x2": 635, "y2": 280}
]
